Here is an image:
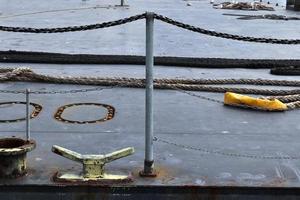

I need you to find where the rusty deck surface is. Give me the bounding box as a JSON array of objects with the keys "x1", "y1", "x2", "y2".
[{"x1": 0, "y1": 63, "x2": 298, "y2": 188}]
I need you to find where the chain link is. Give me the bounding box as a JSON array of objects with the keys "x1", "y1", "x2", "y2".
[
  {"x1": 154, "y1": 137, "x2": 300, "y2": 160},
  {"x1": 170, "y1": 86, "x2": 287, "y2": 111},
  {"x1": 0, "y1": 85, "x2": 116, "y2": 95},
  {"x1": 172, "y1": 86, "x2": 224, "y2": 104},
  {"x1": 153, "y1": 13, "x2": 300, "y2": 44},
  {"x1": 0, "y1": 89, "x2": 25, "y2": 94},
  {"x1": 30, "y1": 85, "x2": 115, "y2": 94},
  {"x1": 0, "y1": 12, "x2": 299, "y2": 44},
  {"x1": 0, "y1": 13, "x2": 146, "y2": 33}
]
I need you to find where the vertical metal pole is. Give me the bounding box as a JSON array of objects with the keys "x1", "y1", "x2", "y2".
[
  {"x1": 120, "y1": 0, "x2": 124, "y2": 6},
  {"x1": 26, "y1": 89, "x2": 30, "y2": 141},
  {"x1": 140, "y1": 12, "x2": 156, "y2": 177}
]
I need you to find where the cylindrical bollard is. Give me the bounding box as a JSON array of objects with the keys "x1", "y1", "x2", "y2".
[
  {"x1": 121, "y1": 0, "x2": 124, "y2": 6},
  {"x1": 140, "y1": 12, "x2": 156, "y2": 177},
  {"x1": 0, "y1": 138, "x2": 36, "y2": 178}
]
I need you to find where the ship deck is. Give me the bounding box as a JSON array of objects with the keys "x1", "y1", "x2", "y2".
[{"x1": 1, "y1": 0, "x2": 300, "y2": 199}]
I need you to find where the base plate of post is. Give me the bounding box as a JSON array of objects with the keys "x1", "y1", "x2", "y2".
[
  {"x1": 53, "y1": 172, "x2": 133, "y2": 184},
  {"x1": 139, "y1": 170, "x2": 158, "y2": 178},
  {"x1": 115, "y1": 4, "x2": 129, "y2": 7},
  {"x1": 139, "y1": 160, "x2": 158, "y2": 177}
]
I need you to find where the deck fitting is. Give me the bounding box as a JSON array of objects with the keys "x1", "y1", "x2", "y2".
[
  {"x1": 0, "y1": 137, "x2": 36, "y2": 178},
  {"x1": 54, "y1": 103, "x2": 115, "y2": 124},
  {"x1": 52, "y1": 145, "x2": 134, "y2": 183},
  {"x1": 0, "y1": 101, "x2": 42, "y2": 123},
  {"x1": 139, "y1": 160, "x2": 157, "y2": 177}
]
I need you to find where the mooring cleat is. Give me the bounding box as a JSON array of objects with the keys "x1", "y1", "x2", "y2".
[{"x1": 52, "y1": 145, "x2": 134, "y2": 183}]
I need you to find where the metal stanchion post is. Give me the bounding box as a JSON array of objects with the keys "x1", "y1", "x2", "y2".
[
  {"x1": 140, "y1": 12, "x2": 157, "y2": 177},
  {"x1": 26, "y1": 89, "x2": 30, "y2": 140},
  {"x1": 117, "y1": 0, "x2": 128, "y2": 7}
]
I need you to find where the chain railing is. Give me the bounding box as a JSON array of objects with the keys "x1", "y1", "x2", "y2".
[
  {"x1": 153, "y1": 137, "x2": 300, "y2": 160},
  {"x1": 0, "y1": 12, "x2": 299, "y2": 44},
  {"x1": 0, "y1": 13, "x2": 146, "y2": 33},
  {"x1": 153, "y1": 13, "x2": 300, "y2": 44},
  {"x1": 0, "y1": 86, "x2": 114, "y2": 95},
  {"x1": 0, "y1": 11, "x2": 300, "y2": 172}
]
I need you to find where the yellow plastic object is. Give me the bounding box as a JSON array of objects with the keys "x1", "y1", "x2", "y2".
[{"x1": 224, "y1": 92, "x2": 287, "y2": 111}]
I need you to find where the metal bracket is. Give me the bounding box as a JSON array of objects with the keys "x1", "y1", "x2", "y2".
[{"x1": 52, "y1": 145, "x2": 134, "y2": 183}]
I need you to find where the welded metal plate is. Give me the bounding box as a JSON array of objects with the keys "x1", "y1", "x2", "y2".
[{"x1": 54, "y1": 103, "x2": 115, "y2": 124}]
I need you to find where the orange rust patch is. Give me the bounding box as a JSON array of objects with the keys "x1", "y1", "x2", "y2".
[{"x1": 133, "y1": 165, "x2": 177, "y2": 184}]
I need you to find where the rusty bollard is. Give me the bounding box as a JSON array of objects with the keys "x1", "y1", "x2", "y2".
[{"x1": 0, "y1": 138, "x2": 36, "y2": 178}]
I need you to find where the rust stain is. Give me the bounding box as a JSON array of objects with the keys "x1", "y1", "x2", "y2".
[
  {"x1": 53, "y1": 102, "x2": 115, "y2": 124},
  {"x1": 51, "y1": 171, "x2": 134, "y2": 186},
  {"x1": 133, "y1": 165, "x2": 176, "y2": 184},
  {"x1": 261, "y1": 177, "x2": 287, "y2": 187},
  {"x1": 0, "y1": 101, "x2": 42, "y2": 123}
]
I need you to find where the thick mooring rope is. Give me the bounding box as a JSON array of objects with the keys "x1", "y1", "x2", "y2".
[{"x1": 0, "y1": 67, "x2": 300, "y2": 110}]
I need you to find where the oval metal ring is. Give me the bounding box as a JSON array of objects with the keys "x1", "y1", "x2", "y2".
[
  {"x1": 0, "y1": 101, "x2": 42, "y2": 123},
  {"x1": 54, "y1": 103, "x2": 115, "y2": 124}
]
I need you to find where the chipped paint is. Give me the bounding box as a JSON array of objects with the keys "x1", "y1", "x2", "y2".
[
  {"x1": 52, "y1": 145, "x2": 134, "y2": 183},
  {"x1": 0, "y1": 138, "x2": 36, "y2": 178}
]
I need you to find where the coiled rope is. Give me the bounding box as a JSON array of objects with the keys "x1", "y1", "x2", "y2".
[{"x1": 1, "y1": 67, "x2": 299, "y2": 110}]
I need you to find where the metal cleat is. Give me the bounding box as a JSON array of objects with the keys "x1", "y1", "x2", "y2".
[{"x1": 52, "y1": 145, "x2": 134, "y2": 183}]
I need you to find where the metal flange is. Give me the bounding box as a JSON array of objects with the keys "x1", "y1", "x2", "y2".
[
  {"x1": 54, "y1": 103, "x2": 115, "y2": 124},
  {"x1": 52, "y1": 145, "x2": 134, "y2": 183},
  {"x1": 0, "y1": 101, "x2": 42, "y2": 123}
]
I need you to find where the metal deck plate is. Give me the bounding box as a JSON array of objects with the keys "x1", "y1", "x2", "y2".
[
  {"x1": 0, "y1": 64, "x2": 298, "y2": 188},
  {"x1": 0, "y1": 0, "x2": 300, "y2": 59},
  {"x1": 1, "y1": 0, "x2": 300, "y2": 198}
]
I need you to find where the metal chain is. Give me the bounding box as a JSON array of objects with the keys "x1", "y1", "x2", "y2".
[
  {"x1": 153, "y1": 13, "x2": 300, "y2": 44},
  {"x1": 153, "y1": 137, "x2": 300, "y2": 160},
  {"x1": 0, "y1": 86, "x2": 115, "y2": 95},
  {"x1": 30, "y1": 85, "x2": 115, "y2": 94},
  {"x1": 169, "y1": 86, "x2": 223, "y2": 104},
  {"x1": 0, "y1": 13, "x2": 146, "y2": 33},
  {"x1": 0, "y1": 12, "x2": 299, "y2": 44},
  {"x1": 170, "y1": 86, "x2": 289, "y2": 111}
]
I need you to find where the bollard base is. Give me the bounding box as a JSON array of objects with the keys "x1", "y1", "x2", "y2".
[
  {"x1": 53, "y1": 172, "x2": 133, "y2": 184},
  {"x1": 139, "y1": 170, "x2": 157, "y2": 177},
  {"x1": 115, "y1": 4, "x2": 130, "y2": 7}
]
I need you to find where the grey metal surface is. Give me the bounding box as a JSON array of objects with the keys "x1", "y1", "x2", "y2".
[
  {"x1": 0, "y1": 0, "x2": 300, "y2": 59},
  {"x1": 1, "y1": 1, "x2": 300, "y2": 198},
  {"x1": 0, "y1": 63, "x2": 299, "y2": 188}
]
